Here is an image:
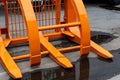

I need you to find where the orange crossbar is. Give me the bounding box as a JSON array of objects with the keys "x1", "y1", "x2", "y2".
[
  {"x1": 13, "y1": 45, "x2": 80, "y2": 60},
  {"x1": 38, "y1": 22, "x2": 81, "y2": 31}
]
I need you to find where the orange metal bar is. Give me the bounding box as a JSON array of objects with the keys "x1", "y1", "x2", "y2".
[
  {"x1": 0, "y1": 30, "x2": 22, "y2": 79},
  {"x1": 0, "y1": 43, "x2": 22, "y2": 79},
  {"x1": 74, "y1": 0, "x2": 112, "y2": 58},
  {"x1": 18, "y1": 0, "x2": 41, "y2": 66},
  {"x1": 3, "y1": 38, "x2": 11, "y2": 47},
  {"x1": 56, "y1": 0, "x2": 61, "y2": 25},
  {"x1": 0, "y1": 28, "x2": 8, "y2": 34},
  {"x1": 38, "y1": 22, "x2": 81, "y2": 31},
  {"x1": 55, "y1": 0, "x2": 61, "y2": 32},
  {"x1": 44, "y1": 32, "x2": 63, "y2": 40},
  {"x1": 10, "y1": 31, "x2": 74, "y2": 45},
  {"x1": 70, "y1": 0, "x2": 91, "y2": 55},
  {"x1": 13, "y1": 54, "x2": 29, "y2": 61},
  {"x1": 13, "y1": 45, "x2": 80, "y2": 60},
  {"x1": 91, "y1": 41, "x2": 113, "y2": 58},
  {"x1": 4, "y1": 0, "x2": 10, "y2": 39},
  {"x1": 64, "y1": 0, "x2": 76, "y2": 23},
  {"x1": 11, "y1": 36, "x2": 28, "y2": 45},
  {"x1": 39, "y1": 32, "x2": 73, "y2": 68},
  {"x1": 68, "y1": 0, "x2": 113, "y2": 58},
  {"x1": 63, "y1": 0, "x2": 79, "y2": 33}
]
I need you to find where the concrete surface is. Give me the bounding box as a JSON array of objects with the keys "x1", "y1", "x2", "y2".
[{"x1": 0, "y1": 3, "x2": 120, "y2": 80}]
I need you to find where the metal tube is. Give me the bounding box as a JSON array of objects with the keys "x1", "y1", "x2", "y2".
[
  {"x1": 13, "y1": 45, "x2": 80, "y2": 60},
  {"x1": 38, "y1": 22, "x2": 81, "y2": 31}
]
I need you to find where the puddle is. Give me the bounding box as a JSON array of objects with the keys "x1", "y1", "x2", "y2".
[
  {"x1": 8, "y1": 49, "x2": 120, "y2": 80},
  {"x1": 50, "y1": 38, "x2": 78, "y2": 49},
  {"x1": 91, "y1": 34, "x2": 113, "y2": 44},
  {"x1": 91, "y1": 31, "x2": 116, "y2": 44},
  {"x1": 100, "y1": 5, "x2": 120, "y2": 11}
]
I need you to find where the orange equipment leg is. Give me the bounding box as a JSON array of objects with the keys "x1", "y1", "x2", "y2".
[
  {"x1": 39, "y1": 32, "x2": 73, "y2": 68},
  {"x1": 0, "y1": 30, "x2": 22, "y2": 79},
  {"x1": 64, "y1": 0, "x2": 113, "y2": 58},
  {"x1": 18, "y1": 0, "x2": 41, "y2": 66}
]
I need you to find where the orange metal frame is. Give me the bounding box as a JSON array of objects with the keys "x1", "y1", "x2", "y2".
[{"x1": 0, "y1": 0, "x2": 113, "y2": 79}]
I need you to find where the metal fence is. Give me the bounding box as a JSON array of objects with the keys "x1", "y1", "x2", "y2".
[{"x1": 0, "y1": 0, "x2": 64, "y2": 38}]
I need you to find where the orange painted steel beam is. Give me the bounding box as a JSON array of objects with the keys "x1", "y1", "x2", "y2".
[
  {"x1": 0, "y1": 28, "x2": 8, "y2": 34},
  {"x1": 73, "y1": 0, "x2": 113, "y2": 58},
  {"x1": 62, "y1": 31, "x2": 75, "y2": 37},
  {"x1": 10, "y1": 30, "x2": 76, "y2": 45},
  {"x1": 11, "y1": 32, "x2": 63, "y2": 44},
  {"x1": 39, "y1": 32, "x2": 73, "y2": 68},
  {"x1": 38, "y1": 22, "x2": 81, "y2": 31},
  {"x1": 18, "y1": 0, "x2": 41, "y2": 66},
  {"x1": 11, "y1": 37, "x2": 28, "y2": 45},
  {"x1": 3, "y1": 38, "x2": 11, "y2": 47},
  {"x1": 10, "y1": 32, "x2": 71, "y2": 45},
  {"x1": 91, "y1": 41, "x2": 113, "y2": 58},
  {"x1": 55, "y1": 0, "x2": 62, "y2": 32},
  {"x1": 72, "y1": 0, "x2": 91, "y2": 55},
  {"x1": 64, "y1": 0, "x2": 80, "y2": 33},
  {"x1": 10, "y1": 31, "x2": 73, "y2": 45},
  {"x1": 13, "y1": 45, "x2": 80, "y2": 61},
  {"x1": 0, "y1": 28, "x2": 11, "y2": 47},
  {"x1": 0, "y1": 43, "x2": 22, "y2": 79},
  {"x1": 4, "y1": 0, "x2": 11, "y2": 39},
  {"x1": 63, "y1": 30, "x2": 113, "y2": 58},
  {"x1": 13, "y1": 54, "x2": 29, "y2": 61},
  {"x1": 0, "y1": 31, "x2": 22, "y2": 79},
  {"x1": 44, "y1": 32, "x2": 64, "y2": 40},
  {"x1": 64, "y1": 0, "x2": 113, "y2": 58}
]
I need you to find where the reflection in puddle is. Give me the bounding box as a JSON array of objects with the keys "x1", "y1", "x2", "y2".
[
  {"x1": 80, "y1": 57, "x2": 89, "y2": 80},
  {"x1": 28, "y1": 57, "x2": 89, "y2": 80},
  {"x1": 9, "y1": 49, "x2": 120, "y2": 80},
  {"x1": 91, "y1": 31, "x2": 116, "y2": 44},
  {"x1": 31, "y1": 68, "x2": 75, "y2": 80},
  {"x1": 91, "y1": 34, "x2": 112, "y2": 44},
  {"x1": 9, "y1": 57, "x2": 89, "y2": 80},
  {"x1": 97, "y1": 57, "x2": 113, "y2": 63}
]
